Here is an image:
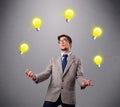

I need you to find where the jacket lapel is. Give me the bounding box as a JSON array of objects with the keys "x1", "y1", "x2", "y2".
[{"x1": 57, "y1": 56, "x2": 63, "y2": 76}]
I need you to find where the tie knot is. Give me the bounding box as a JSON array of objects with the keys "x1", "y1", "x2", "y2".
[{"x1": 63, "y1": 54, "x2": 68, "y2": 58}]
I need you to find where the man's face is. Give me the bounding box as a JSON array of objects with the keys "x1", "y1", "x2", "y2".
[{"x1": 58, "y1": 37, "x2": 71, "y2": 51}]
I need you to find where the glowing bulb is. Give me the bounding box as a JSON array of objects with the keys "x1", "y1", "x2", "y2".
[
  {"x1": 19, "y1": 43, "x2": 30, "y2": 54},
  {"x1": 64, "y1": 8, "x2": 75, "y2": 22},
  {"x1": 32, "y1": 17, "x2": 43, "y2": 31},
  {"x1": 92, "y1": 27, "x2": 103, "y2": 40},
  {"x1": 93, "y1": 54, "x2": 103, "y2": 68}
]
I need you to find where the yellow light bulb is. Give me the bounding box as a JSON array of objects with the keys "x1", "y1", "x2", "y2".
[
  {"x1": 93, "y1": 55, "x2": 103, "y2": 67},
  {"x1": 64, "y1": 8, "x2": 75, "y2": 22},
  {"x1": 92, "y1": 27, "x2": 103, "y2": 40},
  {"x1": 19, "y1": 43, "x2": 29, "y2": 54},
  {"x1": 32, "y1": 17, "x2": 43, "y2": 31}
]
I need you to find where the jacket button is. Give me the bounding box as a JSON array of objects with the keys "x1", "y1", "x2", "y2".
[
  {"x1": 61, "y1": 87, "x2": 63, "y2": 89},
  {"x1": 62, "y1": 80, "x2": 64, "y2": 82}
]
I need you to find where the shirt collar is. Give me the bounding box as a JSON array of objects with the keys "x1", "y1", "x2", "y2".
[{"x1": 61, "y1": 52, "x2": 72, "y2": 57}]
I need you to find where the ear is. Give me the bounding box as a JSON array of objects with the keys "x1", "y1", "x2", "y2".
[{"x1": 70, "y1": 43, "x2": 72, "y2": 48}]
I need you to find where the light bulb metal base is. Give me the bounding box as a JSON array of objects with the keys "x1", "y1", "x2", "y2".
[
  {"x1": 66, "y1": 19, "x2": 70, "y2": 23},
  {"x1": 36, "y1": 28, "x2": 40, "y2": 31}
]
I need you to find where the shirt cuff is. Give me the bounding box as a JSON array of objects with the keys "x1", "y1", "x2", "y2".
[{"x1": 33, "y1": 75, "x2": 39, "y2": 83}]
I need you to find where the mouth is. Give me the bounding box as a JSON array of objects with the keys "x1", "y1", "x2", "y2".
[
  {"x1": 61, "y1": 45, "x2": 65, "y2": 48},
  {"x1": 61, "y1": 44, "x2": 65, "y2": 47}
]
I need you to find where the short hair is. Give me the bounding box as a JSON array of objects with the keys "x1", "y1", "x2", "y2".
[{"x1": 57, "y1": 34, "x2": 72, "y2": 43}]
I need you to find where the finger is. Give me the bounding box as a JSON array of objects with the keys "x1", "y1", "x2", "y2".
[
  {"x1": 26, "y1": 71, "x2": 31, "y2": 76},
  {"x1": 25, "y1": 71, "x2": 31, "y2": 77},
  {"x1": 29, "y1": 72, "x2": 35, "y2": 80},
  {"x1": 87, "y1": 80, "x2": 91, "y2": 83},
  {"x1": 89, "y1": 81, "x2": 94, "y2": 86},
  {"x1": 28, "y1": 71, "x2": 33, "y2": 77},
  {"x1": 85, "y1": 80, "x2": 90, "y2": 85},
  {"x1": 30, "y1": 72, "x2": 34, "y2": 78},
  {"x1": 84, "y1": 80, "x2": 90, "y2": 86},
  {"x1": 31, "y1": 74, "x2": 36, "y2": 80},
  {"x1": 84, "y1": 81, "x2": 89, "y2": 86},
  {"x1": 90, "y1": 83, "x2": 94, "y2": 86},
  {"x1": 25, "y1": 69, "x2": 30, "y2": 75},
  {"x1": 88, "y1": 80, "x2": 91, "y2": 82}
]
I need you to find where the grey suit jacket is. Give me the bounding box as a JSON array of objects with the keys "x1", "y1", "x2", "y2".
[{"x1": 35, "y1": 53, "x2": 86, "y2": 104}]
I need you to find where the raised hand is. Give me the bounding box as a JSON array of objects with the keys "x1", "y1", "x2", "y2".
[
  {"x1": 25, "y1": 69, "x2": 36, "y2": 80},
  {"x1": 82, "y1": 80, "x2": 93, "y2": 87}
]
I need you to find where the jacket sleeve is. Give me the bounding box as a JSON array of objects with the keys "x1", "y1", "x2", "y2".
[
  {"x1": 76, "y1": 58, "x2": 86, "y2": 89},
  {"x1": 34, "y1": 58, "x2": 52, "y2": 84}
]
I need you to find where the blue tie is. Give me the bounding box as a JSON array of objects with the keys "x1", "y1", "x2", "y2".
[{"x1": 62, "y1": 54, "x2": 68, "y2": 72}]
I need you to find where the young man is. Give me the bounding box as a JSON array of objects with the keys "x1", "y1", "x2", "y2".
[{"x1": 25, "y1": 34, "x2": 93, "y2": 107}]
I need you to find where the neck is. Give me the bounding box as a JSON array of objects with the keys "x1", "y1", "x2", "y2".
[{"x1": 61, "y1": 50, "x2": 71, "y2": 54}]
